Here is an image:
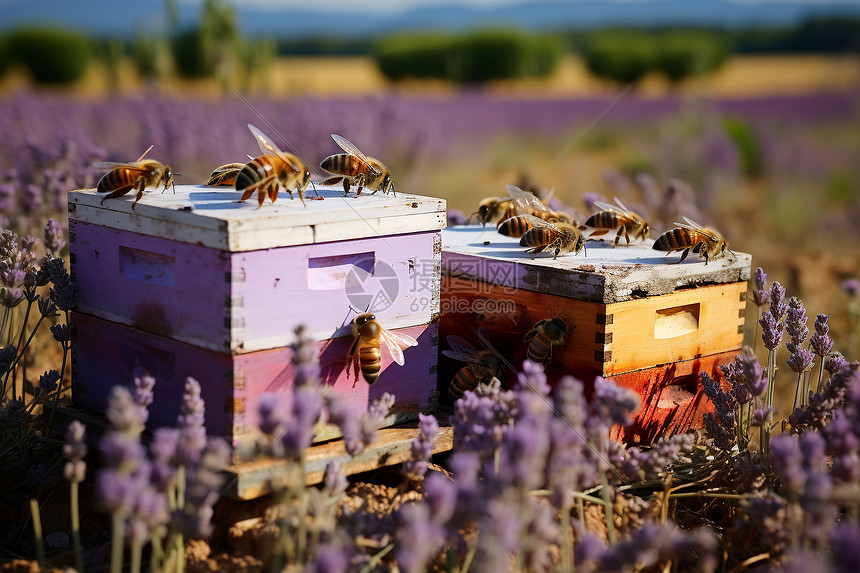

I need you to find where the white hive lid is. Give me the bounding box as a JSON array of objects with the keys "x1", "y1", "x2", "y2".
[
  {"x1": 68, "y1": 184, "x2": 447, "y2": 251},
  {"x1": 442, "y1": 224, "x2": 752, "y2": 304}
]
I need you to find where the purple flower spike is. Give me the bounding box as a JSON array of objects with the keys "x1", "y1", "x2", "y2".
[
  {"x1": 63, "y1": 420, "x2": 87, "y2": 484},
  {"x1": 843, "y1": 278, "x2": 860, "y2": 297},
  {"x1": 770, "y1": 434, "x2": 805, "y2": 495},
  {"x1": 752, "y1": 267, "x2": 769, "y2": 307},
  {"x1": 403, "y1": 413, "x2": 440, "y2": 481},
  {"x1": 44, "y1": 218, "x2": 65, "y2": 253},
  {"x1": 741, "y1": 346, "x2": 767, "y2": 397},
  {"x1": 811, "y1": 314, "x2": 834, "y2": 356},
  {"x1": 825, "y1": 352, "x2": 849, "y2": 375},
  {"x1": 257, "y1": 392, "x2": 284, "y2": 436},
  {"x1": 785, "y1": 297, "x2": 809, "y2": 343},
  {"x1": 769, "y1": 282, "x2": 787, "y2": 321},
  {"x1": 759, "y1": 311, "x2": 784, "y2": 351},
  {"x1": 176, "y1": 378, "x2": 207, "y2": 466},
  {"x1": 787, "y1": 341, "x2": 814, "y2": 373}
]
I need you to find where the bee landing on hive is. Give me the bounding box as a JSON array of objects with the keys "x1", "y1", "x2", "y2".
[
  {"x1": 319, "y1": 134, "x2": 394, "y2": 198},
  {"x1": 347, "y1": 313, "x2": 418, "y2": 387},
  {"x1": 234, "y1": 124, "x2": 313, "y2": 208},
  {"x1": 441, "y1": 326, "x2": 505, "y2": 401},
  {"x1": 93, "y1": 145, "x2": 175, "y2": 209},
  {"x1": 584, "y1": 197, "x2": 651, "y2": 247},
  {"x1": 652, "y1": 217, "x2": 730, "y2": 265}
]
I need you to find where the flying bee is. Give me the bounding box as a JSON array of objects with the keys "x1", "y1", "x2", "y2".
[
  {"x1": 441, "y1": 327, "x2": 505, "y2": 401},
  {"x1": 235, "y1": 124, "x2": 312, "y2": 208},
  {"x1": 519, "y1": 214, "x2": 586, "y2": 259},
  {"x1": 347, "y1": 313, "x2": 418, "y2": 387},
  {"x1": 524, "y1": 310, "x2": 570, "y2": 369},
  {"x1": 652, "y1": 217, "x2": 729, "y2": 265},
  {"x1": 205, "y1": 163, "x2": 247, "y2": 187},
  {"x1": 92, "y1": 145, "x2": 175, "y2": 210},
  {"x1": 585, "y1": 197, "x2": 650, "y2": 247},
  {"x1": 319, "y1": 134, "x2": 394, "y2": 197}
]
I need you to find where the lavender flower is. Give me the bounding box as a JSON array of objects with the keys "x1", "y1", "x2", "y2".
[
  {"x1": 785, "y1": 297, "x2": 809, "y2": 342},
  {"x1": 177, "y1": 437, "x2": 230, "y2": 538},
  {"x1": 149, "y1": 427, "x2": 180, "y2": 491},
  {"x1": 825, "y1": 352, "x2": 849, "y2": 375},
  {"x1": 787, "y1": 341, "x2": 815, "y2": 374},
  {"x1": 63, "y1": 420, "x2": 87, "y2": 484},
  {"x1": 132, "y1": 373, "x2": 155, "y2": 425},
  {"x1": 395, "y1": 503, "x2": 445, "y2": 573},
  {"x1": 843, "y1": 278, "x2": 860, "y2": 297},
  {"x1": 36, "y1": 369, "x2": 60, "y2": 397},
  {"x1": 591, "y1": 376, "x2": 640, "y2": 427},
  {"x1": 770, "y1": 434, "x2": 805, "y2": 496},
  {"x1": 760, "y1": 310, "x2": 784, "y2": 351},
  {"x1": 176, "y1": 377, "x2": 207, "y2": 465},
  {"x1": 258, "y1": 392, "x2": 285, "y2": 436},
  {"x1": 43, "y1": 218, "x2": 64, "y2": 254},
  {"x1": 769, "y1": 281, "x2": 788, "y2": 321},
  {"x1": 752, "y1": 267, "x2": 769, "y2": 307},
  {"x1": 402, "y1": 413, "x2": 439, "y2": 481},
  {"x1": 811, "y1": 314, "x2": 834, "y2": 356}
]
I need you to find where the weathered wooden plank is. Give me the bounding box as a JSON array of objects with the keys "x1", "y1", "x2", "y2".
[
  {"x1": 69, "y1": 185, "x2": 447, "y2": 251},
  {"x1": 442, "y1": 225, "x2": 752, "y2": 304},
  {"x1": 224, "y1": 422, "x2": 454, "y2": 500}
]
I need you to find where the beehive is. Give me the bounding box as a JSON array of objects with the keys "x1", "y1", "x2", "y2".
[
  {"x1": 439, "y1": 225, "x2": 752, "y2": 436},
  {"x1": 68, "y1": 185, "x2": 446, "y2": 458}
]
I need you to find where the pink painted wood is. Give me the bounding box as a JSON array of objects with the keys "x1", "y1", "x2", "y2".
[
  {"x1": 70, "y1": 220, "x2": 440, "y2": 354},
  {"x1": 71, "y1": 312, "x2": 438, "y2": 453}
]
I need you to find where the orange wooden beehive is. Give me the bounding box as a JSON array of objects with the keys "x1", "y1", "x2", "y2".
[{"x1": 440, "y1": 225, "x2": 752, "y2": 442}]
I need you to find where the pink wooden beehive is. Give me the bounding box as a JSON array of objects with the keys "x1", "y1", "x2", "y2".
[{"x1": 68, "y1": 184, "x2": 446, "y2": 453}]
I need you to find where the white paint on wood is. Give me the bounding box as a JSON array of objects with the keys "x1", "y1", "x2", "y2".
[
  {"x1": 69, "y1": 185, "x2": 447, "y2": 251},
  {"x1": 442, "y1": 224, "x2": 752, "y2": 303}
]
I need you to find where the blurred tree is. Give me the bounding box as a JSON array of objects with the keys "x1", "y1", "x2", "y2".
[
  {"x1": 8, "y1": 27, "x2": 92, "y2": 84},
  {"x1": 237, "y1": 37, "x2": 277, "y2": 93},
  {"x1": 657, "y1": 32, "x2": 728, "y2": 85},
  {"x1": 104, "y1": 38, "x2": 124, "y2": 93},
  {"x1": 582, "y1": 30, "x2": 657, "y2": 85},
  {"x1": 375, "y1": 29, "x2": 563, "y2": 85},
  {"x1": 0, "y1": 35, "x2": 9, "y2": 79}
]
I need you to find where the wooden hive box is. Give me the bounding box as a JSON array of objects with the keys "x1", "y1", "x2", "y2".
[
  {"x1": 68, "y1": 185, "x2": 447, "y2": 459},
  {"x1": 440, "y1": 225, "x2": 752, "y2": 440}
]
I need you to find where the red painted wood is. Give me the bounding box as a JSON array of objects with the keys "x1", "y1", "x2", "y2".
[{"x1": 609, "y1": 350, "x2": 739, "y2": 445}]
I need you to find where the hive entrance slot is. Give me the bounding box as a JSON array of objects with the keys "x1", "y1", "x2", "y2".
[
  {"x1": 654, "y1": 303, "x2": 700, "y2": 339},
  {"x1": 307, "y1": 251, "x2": 375, "y2": 291}
]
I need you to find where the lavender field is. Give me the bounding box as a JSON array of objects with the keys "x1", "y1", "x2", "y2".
[{"x1": 1, "y1": 87, "x2": 860, "y2": 572}]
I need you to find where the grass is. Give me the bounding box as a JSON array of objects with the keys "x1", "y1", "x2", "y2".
[{"x1": 1, "y1": 54, "x2": 858, "y2": 99}]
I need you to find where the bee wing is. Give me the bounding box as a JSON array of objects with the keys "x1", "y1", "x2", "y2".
[
  {"x1": 513, "y1": 192, "x2": 551, "y2": 214},
  {"x1": 247, "y1": 124, "x2": 299, "y2": 171},
  {"x1": 674, "y1": 218, "x2": 719, "y2": 242},
  {"x1": 592, "y1": 200, "x2": 620, "y2": 213},
  {"x1": 91, "y1": 161, "x2": 150, "y2": 171},
  {"x1": 505, "y1": 184, "x2": 525, "y2": 198},
  {"x1": 380, "y1": 328, "x2": 418, "y2": 366},
  {"x1": 613, "y1": 197, "x2": 632, "y2": 214},
  {"x1": 446, "y1": 335, "x2": 477, "y2": 354},
  {"x1": 331, "y1": 134, "x2": 380, "y2": 175},
  {"x1": 211, "y1": 163, "x2": 245, "y2": 173},
  {"x1": 520, "y1": 213, "x2": 561, "y2": 233},
  {"x1": 442, "y1": 349, "x2": 484, "y2": 364}
]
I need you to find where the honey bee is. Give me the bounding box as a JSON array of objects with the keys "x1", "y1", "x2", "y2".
[
  {"x1": 441, "y1": 327, "x2": 505, "y2": 401},
  {"x1": 652, "y1": 217, "x2": 728, "y2": 265},
  {"x1": 519, "y1": 214, "x2": 586, "y2": 259},
  {"x1": 236, "y1": 124, "x2": 312, "y2": 207},
  {"x1": 92, "y1": 145, "x2": 175, "y2": 210},
  {"x1": 585, "y1": 197, "x2": 650, "y2": 247},
  {"x1": 205, "y1": 163, "x2": 246, "y2": 187},
  {"x1": 497, "y1": 188, "x2": 576, "y2": 238},
  {"x1": 319, "y1": 134, "x2": 394, "y2": 197},
  {"x1": 524, "y1": 310, "x2": 570, "y2": 369},
  {"x1": 347, "y1": 313, "x2": 418, "y2": 387}
]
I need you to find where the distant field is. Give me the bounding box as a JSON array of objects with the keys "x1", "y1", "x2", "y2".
[{"x1": 1, "y1": 54, "x2": 858, "y2": 98}]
